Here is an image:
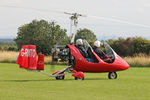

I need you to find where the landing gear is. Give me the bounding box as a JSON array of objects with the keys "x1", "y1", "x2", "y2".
[
  {"x1": 52, "y1": 64, "x2": 85, "y2": 80},
  {"x1": 72, "y1": 69, "x2": 85, "y2": 80},
  {"x1": 52, "y1": 70, "x2": 66, "y2": 80},
  {"x1": 74, "y1": 77, "x2": 84, "y2": 80},
  {"x1": 56, "y1": 75, "x2": 65, "y2": 80},
  {"x1": 108, "y1": 72, "x2": 117, "y2": 79}
]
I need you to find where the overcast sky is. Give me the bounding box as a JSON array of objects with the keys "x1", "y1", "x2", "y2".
[{"x1": 0, "y1": 0, "x2": 150, "y2": 40}]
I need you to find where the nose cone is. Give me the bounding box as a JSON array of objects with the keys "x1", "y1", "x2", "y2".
[
  {"x1": 115, "y1": 55, "x2": 130, "y2": 71},
  {"x1": 122, "y1": 62, "x2": 130, "y2": 70}
]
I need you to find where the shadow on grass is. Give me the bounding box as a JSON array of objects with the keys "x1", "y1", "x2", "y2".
[
  {"x1": 83, "y1": 78, "x2": 107, "y2": 80},
  {"x1": 0, "y1": 77, "x2": 107, "y2": 82},
  {"x1": 52, "y1": 77, "x2": 107, "y2": 81}
]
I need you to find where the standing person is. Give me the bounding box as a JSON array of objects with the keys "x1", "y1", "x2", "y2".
[
  {"x1": 76, "y1": 39, "x2": 89, "y2": 58},
  {"x1": 93, "y1": 40, "x2": 107, "y2": 59}
]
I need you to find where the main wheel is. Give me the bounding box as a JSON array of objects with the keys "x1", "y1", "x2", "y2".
[
  {"x1": 108, "y1": 72, "x2": 117, "y2": 79},
  {"x1": 56, "y1": 75, "x2": 65, "y2": 80},
  {"x1": 74, "y1": 77, "x2": 84, "y2": 80}
]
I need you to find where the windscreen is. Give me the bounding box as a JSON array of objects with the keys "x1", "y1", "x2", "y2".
[
  {"x1": 82, "y1": 40, "x2": 116, "y2": 63},
  {"x1": 103, "y1": 41, "x2": 116, "y2": 61},
  {"x1": 83, "y1": 39, "x2": 92, "y2": 51}
]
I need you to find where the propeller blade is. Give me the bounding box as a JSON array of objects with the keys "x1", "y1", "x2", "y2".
[{"x1": 88, "y1": 15, "x2": 150, "y2": 28}]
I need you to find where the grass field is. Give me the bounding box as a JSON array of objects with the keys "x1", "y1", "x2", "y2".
[{"x1": 0, "y1": 63, "x2": 150, "y2": 100}]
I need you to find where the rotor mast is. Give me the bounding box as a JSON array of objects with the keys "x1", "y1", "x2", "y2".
[{"x1": 64, "y1": 12, "x2": 86, "y2": 44}]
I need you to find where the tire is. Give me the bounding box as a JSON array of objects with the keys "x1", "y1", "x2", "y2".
[
  {"x1": 108, "y1": 72, "x2": 117, "y2": 79},
  {"x1": 74, "y1": 77, "x2": 84, "y2": 80},
  {"x1": 56, "y1": 75, "x2": 65, "y2": 80}
]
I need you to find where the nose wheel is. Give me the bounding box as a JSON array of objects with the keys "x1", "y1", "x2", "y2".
[{"x1": 108, "y1": 72, "x2": 117, "y2": 79}]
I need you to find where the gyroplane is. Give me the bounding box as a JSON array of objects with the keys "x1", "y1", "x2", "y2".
[
  {"x1": 16, "y1": 36, "x2": 129, "y2": 80},
  {"x1": 2, "y1": 4, "x2": 150, "y2": 80},
  {"x1": 4, "y1": 5, "x2": 147, "y2": 80},
  {"x1": 14, "y1": 11, "x2": 130, "y2": 80}
]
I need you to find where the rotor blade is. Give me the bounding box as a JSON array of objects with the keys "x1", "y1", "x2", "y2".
[
  {"x1": 64, "y1": 12, "x2": 73, "y2": 15},
  {"x1": 88, "y1": 15, "x2": 150, "y2": 28},
  {"x1": 0, "y1": 5, "x2": 65, "y2": 14},
  {"x1": 81, "y1": 14, "x2": 87, "y2": 17}
]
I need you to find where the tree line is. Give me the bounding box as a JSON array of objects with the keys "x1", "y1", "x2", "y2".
[
  {"x1": 107, "y1": 37, "x2": 150, "y2": 57},
  {"x1": 0, "y1": 41, "x2": 18, "y2": 51},
  {"x1": 1, "y1": 19, "x2": 150, "y2": 57}
]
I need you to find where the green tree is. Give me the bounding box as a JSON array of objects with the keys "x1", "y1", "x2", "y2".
[
  {"x1": 75, "y1": 28, "x2": 97, "y2": 42},
  {"x1": 15, "y1": 19, "x2": 69, "y2": 55},
  {"x1": 132, "y1": 37, "x2": 150, "y2": 55},
  {"x1": 108, "y1": 37, "x2": 150, "y2": 56},
  {"x1": 109, "y1": 38, "x2": 134, "y2": 56}
]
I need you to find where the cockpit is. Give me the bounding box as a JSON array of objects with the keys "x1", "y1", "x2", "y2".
[{"x1": 81, "y1": 40, "x2": 116, "y2": 63}]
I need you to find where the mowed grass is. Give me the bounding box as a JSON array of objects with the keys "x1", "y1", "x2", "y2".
[{"x1": 0, "y1": 63, "x2": 150, "y2": 100}]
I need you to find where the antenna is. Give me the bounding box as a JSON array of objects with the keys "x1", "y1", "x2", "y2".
[{"x1": 64, "y1": 12, "x2": 87, "y2": 44}]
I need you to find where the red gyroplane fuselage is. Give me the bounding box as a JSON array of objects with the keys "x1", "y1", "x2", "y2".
[{"x1": 67, "y1": 41, "x2": 129, "y2": 73}]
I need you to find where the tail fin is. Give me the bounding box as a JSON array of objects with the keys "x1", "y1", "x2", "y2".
[
  {"x1": 37, "y1": 53, "x2": 44, "y2": 70},
  {"x1": 16, "y1": 45, "x2": 37, "y2": 70}
]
